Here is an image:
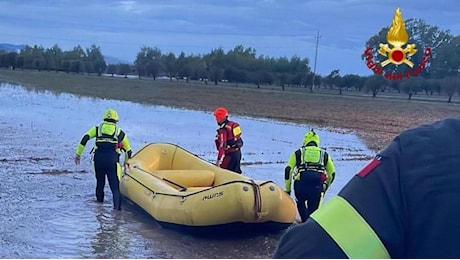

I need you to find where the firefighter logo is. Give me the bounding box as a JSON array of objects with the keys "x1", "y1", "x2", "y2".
[
  {"x1": 363, "y1": 8, "x2": 431, "y2": 80},
  {"x1": 378, "y1": 8, "x2": 417, "y2": 67}
]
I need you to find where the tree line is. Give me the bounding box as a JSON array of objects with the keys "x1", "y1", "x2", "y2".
[{"x1": 1, "y1": 18, "x2": 459, "y2": 102}]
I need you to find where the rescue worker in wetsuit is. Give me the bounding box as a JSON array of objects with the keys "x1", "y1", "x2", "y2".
[
  {"x1": 74, "y1": 108, "x2": 132, "y2": 210},
  {"x1": 274, "y1": 117, "x2": 460, "y2": 259},
  {"x1": 214, "y1": 107, "x2": 244, "y2": 174},
  {"x1": 284, "y1": 129, "x2": 336, "y2": 223}
]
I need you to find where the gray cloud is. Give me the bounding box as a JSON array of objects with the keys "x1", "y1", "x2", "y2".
[{"x1": 1, "y1": 0, "x2": 459, "y2": 76}]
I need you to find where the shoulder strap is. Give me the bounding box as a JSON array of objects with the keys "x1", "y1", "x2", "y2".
[
  {"x1": 323, "y1": 151, "x2": 329, "y2": 166},
  {"x1": 318, "y1": 149, "x2": 325, "y2": 165},
  {"x1": 295, "y1": 149, "x2": 302, "y2": 168}
]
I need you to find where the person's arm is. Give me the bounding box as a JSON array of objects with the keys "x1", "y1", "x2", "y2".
[
  {"x1": 324, "y1": 152, "x2": 336, "y2": 188},
  {"x1": 215, "y1": 128, "x2": 227, "y2": 166},
  {"x1": 284, "y1": 151, "x2": 297, "y2": 194},
  {"x1": 118, "y1": 130, "x2": 132, "y2": 159},
  {"x1": 274, "y1": 139, "x2": 404, "y2": 258},
  {"x1": 75, "y1": 126, "x2": 97, "y2": 165}
]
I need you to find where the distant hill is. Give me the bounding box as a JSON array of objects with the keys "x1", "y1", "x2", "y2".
[{"x1": 0, "y1": 43, "x2": 25, "y2": 52}]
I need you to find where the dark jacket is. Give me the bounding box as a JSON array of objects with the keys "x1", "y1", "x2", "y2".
[{"x1": 274, "y1": 118, "x2": 460, "y2": 258}]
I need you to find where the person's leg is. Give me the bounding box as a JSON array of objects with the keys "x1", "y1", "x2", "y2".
[
  {"x1": 305, "y1": 186, "x2": 322, "y2": 217},
  {"x1": 94, "y1": 161, "x2": 106, "y2": 203},
  {"x1": 233, "y1": 150, "x2": 242, "y2": 174},
  {"x1": 222, "y1": 151, "x2": 242, "y2": 174},
  {"x1": 299, "y1": 171, "x2": 323, "y2": 217},
  {"x1": 107, "y1": 162, "x2": 121, "y2": 210},
  {"x1": 220, "y1": 155, "x2": 231, "y2": 170},
  {"x1": 294, "y1": 181, "x2": 309, "y2": 222}
]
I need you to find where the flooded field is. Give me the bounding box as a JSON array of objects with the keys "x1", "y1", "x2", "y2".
[{"x1": 0, "y1": 83, "x2": 374, "y2": 258}]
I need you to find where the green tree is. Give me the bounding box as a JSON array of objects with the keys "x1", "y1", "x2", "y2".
[
  {"x1": 323, "y1": 69, "x2": 341, "y2": 90},
  {"x1": 62, "y1": 45, "x2": 86, "y2": 73},
  {"x1": 134, "y1": 46, "x2": 150, "y2": 79},
  {"x1": 431, "y1": 35, "x2": 460, "y2": 78},
  {"x1": 146, "y1": 47, "x2": 163, "y2": 80},
  {"x1": 20, "y1": 45, "x2": 46, "y2": 70},
  {"x1": 3, "y1": 52, "x2": 18, "y2": 69},
  {"x1": 341, "y1": 74, "x2": 363, "y2": 94},
  {"x1": 44, "y1": 44, "x2": 62, "y2": 72},
  {"x1": 107, "y1": 64, "x2": 117, "y2": 76},
  {"x1": 205, "y1": 47, "x2": 226, "y2": 85},
  {"x1": 135, "y1": 46, "x2": 162, "y2": 80},
  {"x1": 117, "y1": 63, "x2": 131, "y2": 78},
  {"x1": 400, "y1": 78, "x2": 422, "y2": 100},
  {"x1": 275, "y1": 57, "x2": 290, "y2": 90},
  {"x1": 177, "y1": 53, "x2": 205, "y2": 82},
  {"x1": 288, "y1": 56, "x2": 310, "y2": 87},
  {"x1": 442, "y1": 77, "x2": 460, "y2": 103},
  {"x1": 86, "y1": 44, "x2": 106, "y2": 76},
  {"x1": 162, "y1": 52, "x2": 177, "y2": 81},
  {"x1": 364, "y1": 75, "x2": 386, "y2": 98}
]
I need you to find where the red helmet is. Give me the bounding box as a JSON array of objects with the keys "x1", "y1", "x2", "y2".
[{"x1": 213, "y1": 107, "x2": 228, "y2": 123}]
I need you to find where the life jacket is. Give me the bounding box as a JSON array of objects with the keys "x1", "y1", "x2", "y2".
[
  {"x1": 95, "y1": 122, "x2": 120, "y2": 152},
  {"x1": 215, "y1": 120, "x2": 244, "y2": 152},
  {"x1": 294, "y1": 146, "x2": 327, "y2": 182},
  {"x1": 225, "y1": 121, "x2": 243, "y2": 149}
]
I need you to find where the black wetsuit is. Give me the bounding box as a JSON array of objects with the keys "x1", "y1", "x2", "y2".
[{"x1": 94, "y1": 146, "x2": 121, "y2": 209}]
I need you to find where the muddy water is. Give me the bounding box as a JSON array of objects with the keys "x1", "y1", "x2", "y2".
[{"x1": 0, "y1": 83, "x2": 374, "y2": 258}]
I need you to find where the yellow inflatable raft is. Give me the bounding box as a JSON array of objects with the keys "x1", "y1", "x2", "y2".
[{"x1": 120, "y1": 143, "x2": 296, "y2": 234}]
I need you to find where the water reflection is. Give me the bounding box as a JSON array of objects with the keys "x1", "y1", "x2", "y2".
[
  {"x1": 92, "y1": 209, "x2": 129, "y2": 259},
  {"x1": 0, "y1": 82, "x2": 375, "y2": 258}
]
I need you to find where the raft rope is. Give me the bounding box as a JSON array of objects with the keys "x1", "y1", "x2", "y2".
[{"x1": 250, "y1": 180, "x2": 263, "y2": 220}]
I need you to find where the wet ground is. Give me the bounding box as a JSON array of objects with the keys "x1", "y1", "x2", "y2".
[{"x1": 0, "y1": 83, "x2": 374, "y2": 258}]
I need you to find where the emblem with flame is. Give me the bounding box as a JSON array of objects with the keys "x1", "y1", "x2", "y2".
[
  {"x1": 378, "y1": 8, "x2": 417, "y2": 67},
  {"x1": 363, "y1": 8, "x2": 431, "y2": 80}
]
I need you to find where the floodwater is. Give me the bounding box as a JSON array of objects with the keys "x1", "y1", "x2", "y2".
[{"x1": 0, "y1": 82, "x2": 374, "y2": 258}]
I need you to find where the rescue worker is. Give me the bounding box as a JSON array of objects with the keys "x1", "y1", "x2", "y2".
[
  {"x1": 284, "y1": 129, "x2": 336, "y2": 223},
  {"x1": 213, "y1": 107, "x2": 244, "y2": 174},
  {"x1": 274, "y1": 118, "x2": 460, "y2": 258},
  {"x1": 74, "y1": 108, "x2": 132, "y2": 210}
]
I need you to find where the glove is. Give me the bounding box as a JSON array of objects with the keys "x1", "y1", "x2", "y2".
[
  {"x1": 74, "y1": 155, "x2": 81, "y2": 165},
  {"x1": 123, "y1": 157, "x2": 130, "y2": 167},
  {"x1": 285, "y1": 190, "x2": 291, "y2": 196},
  {"x1": 215, "y1": 159, "x2": 223, "y2": 167}
]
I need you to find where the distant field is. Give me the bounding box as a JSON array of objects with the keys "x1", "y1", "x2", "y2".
[{"x1": 1, "y1": 69, "x2": 459, "y2": 152}]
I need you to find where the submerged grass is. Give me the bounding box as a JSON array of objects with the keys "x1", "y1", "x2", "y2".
[{"x1": 1, "y1": 69, "x2": 460, "y2": 152}]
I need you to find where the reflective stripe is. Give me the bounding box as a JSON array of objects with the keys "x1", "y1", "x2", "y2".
[{"x1": 311, "y1": 196, "x2": 390, "y2": 259}]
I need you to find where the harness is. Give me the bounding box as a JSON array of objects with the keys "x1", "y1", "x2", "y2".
[
  {"x1": 94, "y1": 123, "x2": 120, "y2": 152},
  {"x1": 217, "y1": 121, "x2": 243, "y2": 151},
  {"x1": 294, "y1": 146, "x2": 326, "y2": 181}
]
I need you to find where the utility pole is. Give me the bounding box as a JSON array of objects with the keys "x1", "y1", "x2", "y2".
[{"x1": 311, "y1": 30, "x2": 321, "y2": 93}]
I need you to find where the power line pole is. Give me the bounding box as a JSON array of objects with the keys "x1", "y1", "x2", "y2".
[{"x1": 311, "y1": 30, "x2": 321, "y2": 93}]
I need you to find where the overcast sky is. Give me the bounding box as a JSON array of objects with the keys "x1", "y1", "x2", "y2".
[{"x1": 1, "y1": 0, "x2": 459, "y2": 76}]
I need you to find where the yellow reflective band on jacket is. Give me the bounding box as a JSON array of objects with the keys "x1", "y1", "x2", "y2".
[
  {"x1": 310, "y1": 196, "x2": 390, "y2": 259},
  {"x1": 232, "y1": 125, "x2": 241, "y2": 137}
]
